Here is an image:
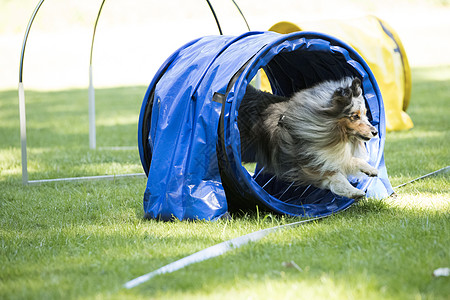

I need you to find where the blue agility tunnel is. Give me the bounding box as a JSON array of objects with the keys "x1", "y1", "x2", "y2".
[{"x1": 138, "y1": 31, "x2": 393, "y2": 221}]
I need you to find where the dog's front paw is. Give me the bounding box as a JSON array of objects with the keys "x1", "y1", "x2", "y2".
[
  {"x1": 350, "y1": 189, "x2": 366, "y2": 201},
  {"x1": 362, "y1": 166, "x2": 378, "y2": 177},
  {"x1": 330, "y1": 181, "x2": 366, "y2": 200}
]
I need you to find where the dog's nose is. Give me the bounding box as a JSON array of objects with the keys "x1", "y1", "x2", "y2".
[{"x1": 371, "y1": 128, "x2": 378, "y2": 136}]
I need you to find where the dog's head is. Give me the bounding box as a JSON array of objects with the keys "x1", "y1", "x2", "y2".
[{"x1": 330, "y1": 78, "x2": 378, "y2": 142}]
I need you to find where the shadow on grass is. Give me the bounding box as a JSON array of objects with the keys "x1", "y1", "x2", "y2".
[
  {"x1": 0, "y1": 86, "x2": 145, "y2": 150},
  {"x1": 0, "y1": 86, "x2": 146, "y2": 184},
  {"x1": 1, "y1": 184, "x2": 448, "y2": 299},
  {"x1": 1, "y1": 230, "x2": 226, "y2": 299},
  {"x1": 125, "y1": 201, "x2": 448, "y2": 299}
]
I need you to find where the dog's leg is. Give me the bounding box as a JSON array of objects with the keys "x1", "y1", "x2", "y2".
[
  {"x1": 325, "y1": 172, "x2": 366, "y2": 200},
  {"x1": 349, "y1": 158, "x2": 378, "y2": 177}
]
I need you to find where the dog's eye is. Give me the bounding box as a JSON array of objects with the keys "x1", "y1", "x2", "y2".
[{"x1": 350, "y1": 113, "x2": 360, "y2": 121}]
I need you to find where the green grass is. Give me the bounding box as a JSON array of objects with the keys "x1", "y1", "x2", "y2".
[
  {"x1": 0, "y1": 87, "x2": 145, "y2": 180},
  {"x1": 0, "y1": 66, "x2": 449, "y2": 299}
]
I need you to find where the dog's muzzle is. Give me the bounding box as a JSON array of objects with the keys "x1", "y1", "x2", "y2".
[{"x1": 371, "y1": 127, "x2": 378, "y2": 137}]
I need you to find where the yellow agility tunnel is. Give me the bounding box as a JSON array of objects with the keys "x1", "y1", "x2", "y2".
[{"x1": 265, "y1": 15, "x2": 413, "y2": 132}]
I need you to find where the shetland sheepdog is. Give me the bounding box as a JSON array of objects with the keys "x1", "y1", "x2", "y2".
[{"x1": 237, "y1": 77, "x2": 379, "y2": 199}]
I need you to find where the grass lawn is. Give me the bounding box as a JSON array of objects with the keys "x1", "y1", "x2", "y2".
[{"x1": 0, "y1": 66, "x2": 449, "y2": 299}]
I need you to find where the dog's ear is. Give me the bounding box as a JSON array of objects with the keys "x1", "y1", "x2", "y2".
[
  {"x1": 332, "y1": 87, "x2": 352, "y2": 105},
  {"x1": 328, "y1": 87, "x2": 352, "y2": 117},
  {"x1": 351, "y1": 78, "x2": 362, "y2": 97}
]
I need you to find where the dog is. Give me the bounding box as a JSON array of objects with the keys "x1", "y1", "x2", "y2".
[{"x1": 237, "y1": 77, "x2": 379, "y2": 199}]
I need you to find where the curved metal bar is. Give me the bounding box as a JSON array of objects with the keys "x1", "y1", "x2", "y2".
[
  {"x1": 19, "y1": 0, "x2": 46, "y2": 83},
  {"x1": 206, "y1": 0, "x2": 223, "y2": 35},
  {"x1": 17, "y1": 0, "x2": 232, "y2": 184},
  {"x1": 88, "y1": 0, "x2": 106, "y2": 149},
  {"x1": 90, "y1": 0, "x2": 106, "y2": 67},
  {"x1": 18, "y1": 0, "x2": 46, "y2": 185},
  {"x1": 231, "y1": 0, "x2": 251, "y2": 31}
]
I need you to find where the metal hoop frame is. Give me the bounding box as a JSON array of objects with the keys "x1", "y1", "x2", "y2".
[{"x1": 18, "y1": 0, "x2": 250, "y2": 185}]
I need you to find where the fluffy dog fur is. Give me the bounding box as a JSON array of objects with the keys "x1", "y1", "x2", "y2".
[{"x1": 237, "y1": 77, "x2": 379, "y2": 199}]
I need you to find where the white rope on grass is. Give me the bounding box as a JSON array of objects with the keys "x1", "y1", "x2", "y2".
[
  {"x1": 124, "y1": 215, "x2": 327, "y2": 289},
  {"x1": 27, "y1": 173, "x2": 146, "y2": 185},
  {"x1": 124, "y1": 166, "x2": 449, "y2": 289},
  {"x1": 393, "y1": 166, "x2": 449, "y2": 189}
]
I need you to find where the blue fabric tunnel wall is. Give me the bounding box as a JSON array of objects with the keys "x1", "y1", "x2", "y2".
[{"x1": 137, "y1": 31, "x2": 393, "y2": 221}]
